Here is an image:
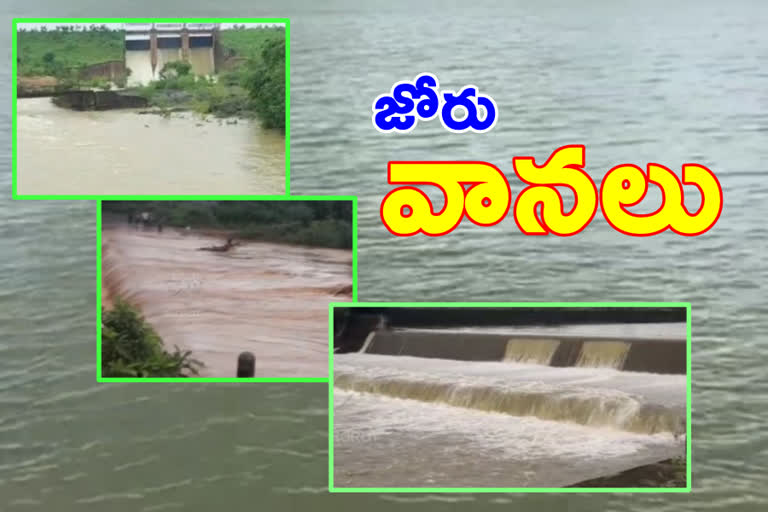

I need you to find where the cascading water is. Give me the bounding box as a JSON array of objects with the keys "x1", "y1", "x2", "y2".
[
  {"x1": 334, "y1": 332, "x2": 686, "y2": 488},
  {"x1": 575, "y1": 340, "x2": 632, "y2": 369},
  {"x1": 503, "y1": 337, "x2": 560, "y2": 365}
]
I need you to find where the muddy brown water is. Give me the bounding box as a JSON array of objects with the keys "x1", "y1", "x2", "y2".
[
  {"x1": 102, "y1": 225, "x2": 352, "y2": 377},
  {"x1": 16, "y1": 97, "x2": 285, "y2": 195}
]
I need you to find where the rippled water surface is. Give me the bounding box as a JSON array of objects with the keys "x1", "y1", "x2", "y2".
[{"x1": 4, "y1": 0, "x2": 768, "y2": 510}]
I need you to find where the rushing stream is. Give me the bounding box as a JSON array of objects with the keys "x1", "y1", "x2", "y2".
[{"x1": 102, "y1": 224, "x2": 352, "y2": 377}]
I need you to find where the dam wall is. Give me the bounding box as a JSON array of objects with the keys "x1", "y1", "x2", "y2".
[
  {"x1": 362, "y1": 330, "x2": 686, "y2": 374},
  {"x1": 78, "y1": 60, "x2": 127, "y2": 83}
]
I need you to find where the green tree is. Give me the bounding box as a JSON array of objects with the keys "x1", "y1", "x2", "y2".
[
  {"x1": 159, "y1": 60, "x2": 192, "y2": 79},
  {"x1": 244, "y1": 38, "x2": 285, "y2": 131}
]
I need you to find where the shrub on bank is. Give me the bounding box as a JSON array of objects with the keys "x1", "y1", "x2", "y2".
[
  {"x1": 101, "y1": 300, "x2": 202, "y2": 378},
  {"x1": 244, "y1": 38, "x2": 286, "y2": 131}
]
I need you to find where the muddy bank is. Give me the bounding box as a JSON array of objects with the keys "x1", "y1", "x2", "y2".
[
  {"x1": 101, "y1": 224, "x2": 352, "y2": 378},
  {"x1": 17, "y1": 76, "x2": 59, "y2": 97},
  {"x1": 570, "y1": 458, "x2": 686, "y2": 488}
]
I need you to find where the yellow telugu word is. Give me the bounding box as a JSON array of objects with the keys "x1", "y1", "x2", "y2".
[{"x1": 380, "y1": 146, "x2": 723, "y2": 237}]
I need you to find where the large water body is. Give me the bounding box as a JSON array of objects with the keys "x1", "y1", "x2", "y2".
[
  {"x1": 2, "y1": 0, "x2": 767, "y2": 511},
  {"x1": 17, "y1": 98, "x2": 285, "y2": 195}
]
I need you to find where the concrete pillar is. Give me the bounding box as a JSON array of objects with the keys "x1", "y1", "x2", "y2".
[
  {"x1": 181, "y1": 28, "x2": 190, "y2": 61},
  {"x1": 150, "y1": 26, "x2": 158, "y2": 75},
  {"x1": 237, "y1": 352, "x2": 255, "y2": 377},
  {"x1": 212, "y1": 25, "x2": 220, "y2": 73}
]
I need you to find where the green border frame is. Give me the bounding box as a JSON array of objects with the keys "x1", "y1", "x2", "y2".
[
  {"x1": 327, "y1": 301, "x2": 692, "y2": 493},
  {"x1": 97, "y1": 195, "x2": 358, "y2": 383},
  {"x1": 12, "y1": 17, "x2": 291, "y2": 199}
]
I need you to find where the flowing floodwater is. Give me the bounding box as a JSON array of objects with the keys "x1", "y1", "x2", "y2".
[
  {"x1": 335, "y1": 390, "x2": 680, "y2": 488},
  {"x1": 3, "y1": 0, "x2": 767, "y2": 511},
  {"x1": 16, "y1": 98, "x2": 285, "y2": 195},
  {"x1": 125, "y1": 50, "x2": 155, "y2": 86},
  {"x1": 102, "y1": 223, "x2": 352, "y2": 377},
  {"x1": 334, "y1": 327, "x2": 686, "y2": 487}
]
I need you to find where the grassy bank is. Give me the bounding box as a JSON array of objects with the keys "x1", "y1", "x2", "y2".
[
  {"x1": 101, "y1": 300, "x2": 203, "y2": 378},
  {"x1": 104, "y1": 201, "x2": 353, "y2": 250},
  {"x1": 218, "y1": 26, "x2": 284, "y2": 59},
  {"x1": 17, "y1": 27, "x2": 124, "y2": 76}
]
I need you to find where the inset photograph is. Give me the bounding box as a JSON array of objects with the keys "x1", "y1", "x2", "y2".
[
  {"x1": 100, "y1": 199, "x2": 354, "y2": 380},
  {"x1": 330, "y1": 304, "x2": 690, "y2": 492},
  {"x1": 14, "y1": 19, "x2": 288, "y2": 197}
]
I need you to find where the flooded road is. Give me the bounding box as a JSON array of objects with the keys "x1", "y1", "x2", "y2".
[
  {"x1": 102, "y1": 224, "x2": 352, "y2": 377},
  {"x1": 17, "y1": 98, "x2": 285, "y2": 195}
]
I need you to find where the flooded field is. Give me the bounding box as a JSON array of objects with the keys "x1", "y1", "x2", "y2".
[
  {"x1": 102, "y1": 223, "x2": 352, "y2": 377},
  {"x1": 17, "y1": 98, "x2": 285, "y2": 195}
]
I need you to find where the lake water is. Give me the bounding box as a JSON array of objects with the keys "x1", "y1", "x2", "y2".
[
  {"x1": 16, "y1": 97, "x2": 285, "y2": 196},
  {"x1": 3, "y1": 0, "x2": 768, "y2": 511}
]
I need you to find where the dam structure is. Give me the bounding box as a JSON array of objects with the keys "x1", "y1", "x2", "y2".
[
  {"x1": 333, "y1": 318, "x2": 687, "y2": 487},
  {"x1": 124, "y1": 23, "x2": 219, "y2": 85}
]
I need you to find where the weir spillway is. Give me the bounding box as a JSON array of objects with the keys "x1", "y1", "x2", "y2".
[{"x1": 333, "y1": 324, "x2": 687, "y2": 487}]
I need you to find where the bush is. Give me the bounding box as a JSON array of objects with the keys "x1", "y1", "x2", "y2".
[
  {"x1": 290, "y1": 219, "x2": 353, "y2": 249},
  {"x1": 244, "y1": 38, "x2": 285, "y2": 131},
  {"x1": 101, "y1": 300, "x2": 203, "y2": 378},
  {"x1": 159, "y1": 60, "x2": 192, "y2": 79}
]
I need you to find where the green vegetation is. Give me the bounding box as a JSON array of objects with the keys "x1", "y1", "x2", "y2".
[
  {"x1": 137, "y1": 72, "x2": 253, "y2": 118},
  {"x1": 244, "y1": 38, "x2": 286, "y2": 130},
  {"x1": 159, "y1": 60, "x2": 192, "y2": 79},
  {"x1": 16, "y1": 26, "x2": 285, "y2": 128},
  {"x1": 17, "y1": 26, "x2": 123, "y2": 77},
  {"x1": 104, "y1": 201, "x2": 353, "y2": 250},
  {"x1": 138, "y1": 27, "x2": 286, "y2": 128},
  {"x1": 218, "y1": 26, "x2": 284, "y2": 59},
  {"x1": 102, "y1": 300, "x2": 203, "y2": 378}
]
